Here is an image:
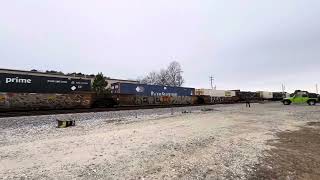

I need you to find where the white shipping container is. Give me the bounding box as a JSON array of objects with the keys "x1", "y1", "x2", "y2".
[
  {"x1": 257, "y1": 91, "x2": 273, "y2": 99},
  {"x1": 195, "y1": 89, "x2": 236, "y2": 97},
  {"x1": 285, "y1": 93, "x2": 291, "y2": 98}
]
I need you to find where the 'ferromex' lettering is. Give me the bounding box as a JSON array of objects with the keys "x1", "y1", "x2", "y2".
[
  {"x1": 5, "y1": 77, "x2": 32, "y2": 84},
  {"x1": 151, "y1": 91, "x2": 178, "y2": 97}
]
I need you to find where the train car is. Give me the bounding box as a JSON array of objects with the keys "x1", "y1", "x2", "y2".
[
  {"x1": 0, "y1": 68, "x2": 94, "y2": 111},
  {"x1": 272, "y1": 92, "x2": 285, "y2": 101},
  {"x1": 233, "y1": 90, "x2": 261, "y2": 102},
  {"x1": 194, "y1": 89, "x2": 239, "y2": 104},
  {"x1": 113, "y1": 94, "x2": 198, "y2": 106},
  {"x1": 196, "y1": 95, "x2": 239, "y2": 105},
  {"x1": 0, "y1": 68, "x2": 92, "y2": 93},
  {"x1": 111, "y1": 83, "x2": 195, "y2": 97},
  {"x1": 111, "y1": 83, "x2": 196, "y2": 106},
  {"x1": 257, "y1": 91, "x2": 273, "y2": 100},
  {"x1": 0, "y1": 68, "x2": 266, "y2": 112},
  {"x1": 0, "y1": 92, "x2": 94, "y2": 112},
  {"x1": 195, "y1": 89, "x2": 236, "y2": 97}
]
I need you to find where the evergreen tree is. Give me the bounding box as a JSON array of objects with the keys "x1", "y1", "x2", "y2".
[{"x1": 92, "y1": 73, "x2": 108, "y2": 96}]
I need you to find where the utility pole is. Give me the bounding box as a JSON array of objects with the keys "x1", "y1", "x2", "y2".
[
  {"x1": 209, "y1": 76, "x2": 214, "y2": 89},
  {"x1": 316, "y1": 84, "x2": 319, "y2": 94},
  {"x1": 281, "y1": 84, "x2": 286, "y2": 93},
  {"x1": 281, "y1": 84, "x2": 286, "y2": 97}
]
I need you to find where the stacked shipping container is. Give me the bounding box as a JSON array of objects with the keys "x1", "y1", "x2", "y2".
[
  {"x1": 195, "y1": 89, "x2": 236, "y2": 97},
  {"x1": 257, "y1": 91, "x2": 273, "y2": 100},
  {"x1": 111, "y1": 83, "x2": 196, "y2": 106},
  {"x1": 111, "y1": 83, "x2": 195, "y2": 96}
]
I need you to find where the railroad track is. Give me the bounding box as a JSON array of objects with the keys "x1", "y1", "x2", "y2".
[{"x1": 0, "y1": 104, "x2": 208, "y2": 118}]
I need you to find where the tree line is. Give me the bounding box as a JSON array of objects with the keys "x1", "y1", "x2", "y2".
[
  {"x1": 30, "y1": 61, "x2": 185, "y2": 88},
  {"x1": 138, "y1": 61, "x2": 185, "y2": 87},
  {"x1": 30, "y1": 61, "x2": 185, "y2": 96},
  {"x1": 30, "y1": 69, "x2": 96, "y2": 78},
  {"x1": 92, "y1": 61, "x2": 185, "y2": 96}
]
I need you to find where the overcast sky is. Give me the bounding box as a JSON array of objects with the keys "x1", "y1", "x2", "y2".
[{"x1": 1, "y1": 1, "x2": 320, "y2": 93}]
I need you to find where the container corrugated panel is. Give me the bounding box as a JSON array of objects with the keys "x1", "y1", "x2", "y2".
[
  {"x1": 195, "y1": 89, "x2": 236, "y2": 97},
  {"x1": 272, "y1": 92, "x2": 285, "y2": 100},
  {"x1": 237, "y1": 91, "x2": 260, "y2": 101},
  {"x1": 114, "y1": 94, "x2": 195, "y2": 106},
  {"x1": 257, "y1": 91, "x2": 273, "y2": 99},
  {"x1": 0, "y1": 92, "x2": 94, "y2": 112},
  {"x1": 197, "y1": 95, "x2": 239, "y2": 104},
  {"x1": 112, "y1": 83, "x2": 195, "y2": 97}
]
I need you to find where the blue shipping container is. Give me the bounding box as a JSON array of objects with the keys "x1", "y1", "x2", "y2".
[{"x1": 111, "y1": 83, "x2": 195, "y2": 96}]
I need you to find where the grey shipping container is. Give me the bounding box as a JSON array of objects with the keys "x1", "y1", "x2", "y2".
[{"x1": 111, "y1": 83, "x2": 195, "y2": 97}]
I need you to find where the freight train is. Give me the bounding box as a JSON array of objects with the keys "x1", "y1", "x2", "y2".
[{"x1": 0, "y1": 68, "x2": 290, "y2": 112}]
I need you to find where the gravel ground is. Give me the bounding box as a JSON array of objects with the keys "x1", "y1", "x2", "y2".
[
  {"x1": 0, "y1": 102, "x2": 319, "y2": 179},
  {"x1": 249, "y1": 122, "x2": 320, "y2": 180}
]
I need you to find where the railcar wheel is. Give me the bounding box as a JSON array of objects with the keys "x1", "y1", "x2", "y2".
[
  {"x1": 283, "y1": 100, "x2": 291, "y2": 105},
  {"x1": 308, "y1": 100, "x2": 316, "y2": 106}
]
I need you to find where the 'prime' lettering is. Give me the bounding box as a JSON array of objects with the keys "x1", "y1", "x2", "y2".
[{"x1": 5, "y1": 77, "x2": 32, "y2": 84}]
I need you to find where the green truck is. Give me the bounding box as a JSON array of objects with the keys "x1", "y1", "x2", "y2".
[{"x1": 282, "y1": 90, "x2": 318, "y2": 105}]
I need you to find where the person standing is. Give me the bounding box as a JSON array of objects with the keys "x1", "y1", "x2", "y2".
[{"x1": 246, "y1": 99, "x2": 251, "y2": 108}]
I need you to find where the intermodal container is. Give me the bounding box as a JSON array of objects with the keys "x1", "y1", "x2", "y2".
[
  {"x1": 272, "y1": 92, "x2": 286, "y2": 100},
  {"x1": 111, "y1": 83, "x2": 195, "y2": 97},
  {"x1": 257, "y1": 91, "x2": 273, "y2": 99},
  {"x1": 195, "y1": 89, "x2": 236, "y2": 97},
  {"x1": 0, "y1": 72, "x2": 91, "y2": 93}
]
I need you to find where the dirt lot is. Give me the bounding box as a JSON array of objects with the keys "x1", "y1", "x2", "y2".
[
  {"x1": 249, "y1": 122, "x2": 320, "y2": 180},
  {"x1": 1, "y1": 102, "x2": 320, "y2": 179}
]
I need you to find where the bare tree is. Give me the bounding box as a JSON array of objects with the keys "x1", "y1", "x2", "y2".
[
  {"x1": 157, "y1": 68, "x2": 169, "y2": 86},
  {"x1": 166, "y1": 61, "x2": 184, "y2": 86},
  {"x1": 138, "y1": 61, "x2": 185, "y2": 87},
  {"x1": 140, "y1": 71, "x2": 159, "y2": 85}
]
